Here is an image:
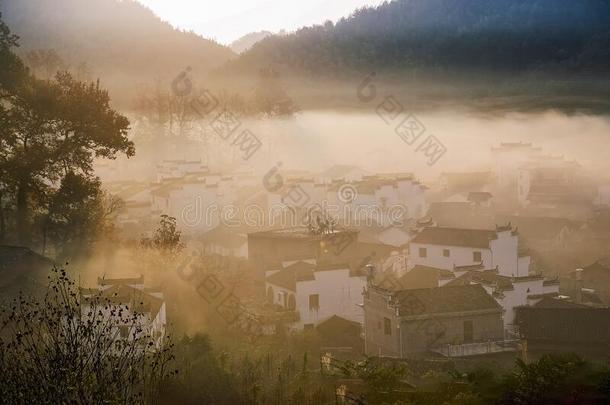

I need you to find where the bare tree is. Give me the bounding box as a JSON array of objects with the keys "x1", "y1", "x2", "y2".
[{"x1": 0, "y1": 267, "x2": 174, "y2": 404}]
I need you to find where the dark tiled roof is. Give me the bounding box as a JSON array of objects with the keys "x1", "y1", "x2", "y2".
[
  {"x1": 0, "y1": 246, "x2": 53, "y2": 298},
  {"x1": 531, "y1": 296, "x2": 586, "y2": 309},
  {"x1": 266, "y1": 262, "x2": 315, "y2": 291},
  {"x1": 496, "y1": 215, "x2": 573, "y2": 241},
  {"x1": 453, "y1": 263, "x2": 486, "y2": 272},
  {"x1": 445, "y1": 269, "x2": 515, "y2": 291},
  {"x1": 376, "y1": 265, "x2": 441, "y2": 291},
  {"x1": 583, "y1": 259, "x2": 610, "y2": 273},
  {"x1": 98, "y1": 275, "x2": 144, "y2": 286},
  {"x1": 398, "y1": 266, "x2": 442, "y2": 289},
  {"x1": 468, "y1": 192, "x2": 493, "y2": 202},
  {"x1": 411, "y1": 227, "x2": 497, "y2": 249},
  {"x1": 85, "y1": 284, "x2": 164, "y2": 319},
  {"x1": 249, "y1": 227, "x2": 358, "y2": 240},
  {"x1": 316, "y1": 315, "x2": 361, "y2": 337},
  {"x1": 516, "y1": 306, "x2": 610, "y2": 344},
  {"x1": 393, "y1": 284, "x2": 501, "y2": 316}
]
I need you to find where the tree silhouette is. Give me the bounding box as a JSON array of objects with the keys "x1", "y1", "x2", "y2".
[
  {"x1": 0, "y1": 267, "x2": 174, "y2": 403},
  {"x1": 0, "y1": 20, "x2": 134, "y2": 247}
]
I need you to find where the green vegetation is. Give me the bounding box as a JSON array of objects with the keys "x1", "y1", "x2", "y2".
[
  {"x1": 0, "y1": 12, "x2": 133, "y2": 259},
  {"x1": 0, "y1": 267, "x2": 174, "y2": 403},
  {"x1": 237, "y1": 0, "x2": 610, "y2": 76},
  {"x1": 0, "y1": 0, "x2": 234, "y2": 105}
]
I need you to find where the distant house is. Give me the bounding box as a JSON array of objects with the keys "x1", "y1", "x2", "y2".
[
  {"x1": 200, "y1": 225, "x2": 248, "y2": 258},
  {"x1": 0, "y1": 245, "x2": 53, "y2": 301},
  {"x1": 315, "y1": 315, "x2": 363, "y2": 352},
  {"x1": 426, "y1": 201, "x2": 495, "y2": 230},
  {"x1": 495, "y1": 215, "x2": 576, "y2": 252},
  {"x1": 579, "y1": 209, "x2": 610, "y2": 251},
  {"x1": 564, "y1": 259, "x2": 610, "y2": 305},
  {"x1": 363, "y1": 284, "x2": 504, "y2": 357},
  {"x1": 467, "y1": 191, "x2": 493, "y2": 207},
  {"x1": 81, "y1": 276, "x2": 166, "y2": 349},
  {"x1": 317, "y1": 165, "x2": 368, "y2": 184},
  {"x1": 265, "y1": 260, "x2": 366, "y2": 330},
  {"x1": 594, "y1": 184, "x2": 610, "y2": 207},
  {"x1": 439, "y1": 172, "x2": 492, "y2": 193},
  {"x1": 409, "y1": 225, "x2": 531, "y2": 278},
  {"x1": 326, "y1": 175, "x2": 428, "y2": 224},
  {"x1": 517, "y1": 157, "x2": 594, "y2": 219},
  {"x1": 445, "y1": 267, "x2": 560, "y2": 334},
  {"x1": 516, "y1": 304, "x2": 610, "y2": 358},
  {"x1": 248, "y1": 227, "x2": 360, "y2": 274},
  {"x1": 374, "y1": 264, "x2": 452, "y2": 291},
  {"x1": 357, "y1": 224, "x2": 412, "y2": 248},
  {"x1": 155, "y1": 159, "x2": 208, "y2": 183},
  {"x1": 491, "y1": 142, "x2": 542, "y2": 194}
]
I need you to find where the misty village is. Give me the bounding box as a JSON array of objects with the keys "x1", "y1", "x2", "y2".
[{"x1": 1, "y1": 1, "x2": 610, "y2": 404}]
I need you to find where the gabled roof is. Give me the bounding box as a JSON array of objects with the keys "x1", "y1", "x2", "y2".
[
  {"x1": 583, "y1": 258, "x2": 610, "y2": 273},
  {"x1": 496, "y1": 215, "x2": 574, "y2": 241},
  {"x1": 375, "y1": 265, "x2": 441, "y2": 291},
  {"x1": 266, "y1": 261, "x2": 359, "y2": 291},
  {"x1": 97, "y1": 275, "x2": 144, "y2": 286},
  {"x1": 200, "y1": 225, "x2": 248, "y2": 248},
  {"x1": 0, "y1": 246, "x2": 53, "y2": 298},
  {"x1": 316, "y1": 315, "x2": 361, "y2": 337},
  {"x1": 396, "y1": 266, "x2": 442, "y2": 290},
  {"x1": 467, "y1": 191, "x2": 493, "y2": 203},
  {"x1": 393, "y1": 284, "x2": 501, "y2": 317},
  {"x1": 82, "y1": 283, "x2": 164, "y2": 320},
  {"x1": 444, "y1": 269, "x2": 514, "y2": 291},
  {"x1": 249, "y1": 227, "x2": 358, "y2": 240},
  {"x1": 266, "y1": 261, "x2": 315, "y2": 291},
  {"x1": 411, "y1": 227, "x2": 497, "y2": 249}
]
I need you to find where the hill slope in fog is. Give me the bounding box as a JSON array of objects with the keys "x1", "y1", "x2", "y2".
[
  {"x1": 233, "y1": 0, "x2": 610, "y2": 76},
  {"x1": 1, "y1": 0, "x2": 235, "y2": 104}
]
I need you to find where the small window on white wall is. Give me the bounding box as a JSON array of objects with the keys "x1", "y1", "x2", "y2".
[
  {"x1": 443, "y1": 249, "x2": 450, "y2": 257},
  {"x1": 419, "y1": 247, "x2": 427, "y2": 258},
  {"x1": 309, "y1": 294, "x2": 319, "y2": 311},
  {"x1": 473, "y1": 251, "x2": 482, "y2": 262},
  {"x1": 383, "y1": 318, "x2": 392, "y2": 335}
]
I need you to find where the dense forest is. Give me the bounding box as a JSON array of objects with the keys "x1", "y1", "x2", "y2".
[
  {"x1": 234, "y1": 0, "x2": 610, "y2": 76},
  {"x1": 2, "y1": 0, "x2": 610, "y2": 113}
]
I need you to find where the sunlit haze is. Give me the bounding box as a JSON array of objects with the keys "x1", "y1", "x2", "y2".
[
  {"x1": 136, "y1": 0, "x2": 387, "y2": 43},
  {"x1": 2, "y1": 0, "x2": 610, "y2": 402}
]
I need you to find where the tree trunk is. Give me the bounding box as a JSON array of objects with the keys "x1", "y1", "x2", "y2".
[
  {"x1": 16, "y1": 183, "x2": 29, "y2": 246},
  {"x1": 0, "y1": 189, "x2": 5, "y2": 244}
]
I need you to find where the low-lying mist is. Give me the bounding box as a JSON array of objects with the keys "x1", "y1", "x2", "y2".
[{"x1": 106, "y1": 109, "x2": 610, "y2": 183}]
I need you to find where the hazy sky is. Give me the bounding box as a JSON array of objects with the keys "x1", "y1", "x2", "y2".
[{"x1": 136, "y1": 0, "x2": 387, "y2": 44}]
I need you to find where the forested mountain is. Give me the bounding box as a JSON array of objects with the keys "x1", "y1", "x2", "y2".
[
  {"x1": 0, "y1": 0, "x2": 235, "y2": 105},
  {"x1": 230, "y1": 31, "x2": 273, "y2": 54},
  {"x1": 233, "y1": 0, "x2": 610, "y2": 76}
]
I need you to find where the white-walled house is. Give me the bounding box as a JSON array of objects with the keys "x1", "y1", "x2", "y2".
[
  {"x1": 595, "y1": 184, "x2": 610, "y2": 207},
  {"x1": 409, "y1": 225, "x2": 530, "y2": 278},
  {"x1": 265, "y1": 260, "x2": 366, "y2": 330},
  {"x1": 150, "y1": 174, "x2": 241, "y2": 233},
  {"x1": 446, "y1": 267, "x2": 560, "y2": 335},
  {"x1": 156, "y1": 159, "x2": 208, "y2": 183},
  {"x1": 326, "y1": 175, "x2": 427, "y2": 227},
  {"x1": 80, "y1": 276, "x2": 167, "y2": 350},
  {"x1": 491, "y1": 142, "x2": 542, "y2": 192}
]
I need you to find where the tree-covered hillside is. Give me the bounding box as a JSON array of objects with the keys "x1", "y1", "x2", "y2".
[
  {"x1": 234, "y1": 0, "x2": 610, "y2": 76},
  {"x1": 1, "y1": 0, "x2": 235, "y2": 105}
]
